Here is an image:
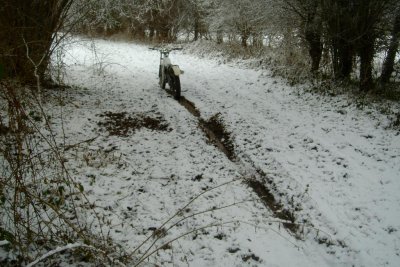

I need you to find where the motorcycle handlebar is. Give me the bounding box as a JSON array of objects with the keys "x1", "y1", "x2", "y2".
[{"x1": 149, "y1": 47, "x2": 182, "y2": 52}]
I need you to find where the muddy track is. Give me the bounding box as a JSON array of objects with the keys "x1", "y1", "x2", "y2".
[
  {"x1": 175, "y1": 95, "x2": 300, "y2": 237},
  {"x1": 175, "y1": 93, "x2": 350, "y2": 249}
]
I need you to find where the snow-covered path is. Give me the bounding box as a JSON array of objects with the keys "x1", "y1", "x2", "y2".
[
  {"x1": 175, "y1": 52, "x2": 400, "y2": 265},
  {"x1": 61, "y1": 37, "x2": 400, "y2": 266}
]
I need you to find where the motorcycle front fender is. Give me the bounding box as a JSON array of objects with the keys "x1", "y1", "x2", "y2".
[{"x1": 171, "y1": 65, "x2": 183, "y2": 76}]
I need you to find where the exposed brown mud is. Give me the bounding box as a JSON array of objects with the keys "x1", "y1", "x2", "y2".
[
  {"x1": 179, "y1": 96, "x2": 200, "y2": 117},
  {"x1": 179, "y1": 97, "x2": 237, "y2": 161},
  {"x1": 97, "y1": 111, "x2": 170, "y2": 137},
  {"x1": 246, "y1": 179, "x2": 298, "y2": 234},
  {"x1": 175, "y1": 95, "x2": 299, "y2": 236},
  {"x1": 199, "y1": 113, "x2": 237, "y2": 161}
]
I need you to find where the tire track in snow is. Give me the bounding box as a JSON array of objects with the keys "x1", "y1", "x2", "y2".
[
  {"x1": 161, "y1": 64, "x2": 353, "y2": 251},
  {"x1": 168, "y1": 94, "x2": 301, "y2": 237}
]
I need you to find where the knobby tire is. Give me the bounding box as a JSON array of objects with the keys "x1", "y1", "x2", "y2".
[{"x1": 171, "y1": 75, "x2": 181, "y2": 100}]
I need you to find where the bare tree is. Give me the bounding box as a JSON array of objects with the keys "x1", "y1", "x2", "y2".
[
  {"x1": 0, "y1": 0, "x2": 74, "y2": 84},
  {"x1": 209, "y1": 0, "x2": 269, "y2": 47},
  {"x1": 381, "y1": 6, "x2": 400, "y2": 85},
  {"x1": 321, "y1": 0, "x2": 356, "y2": 80},
  {"x1": 354, "y1": 0, "x2": 389, "y2": 91},
  {"x1": 321, "y1": 0, "x2": 392, "y2": 91},
  {"x1": 281, "y1": 0, "x2": 323, "y2": 73},
  {"x1": 182, "y1": 0, "x2": 211, "y2": 41}
]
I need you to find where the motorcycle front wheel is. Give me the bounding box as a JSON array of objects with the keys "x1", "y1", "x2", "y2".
[{"x1": 169, "y1": 75, "x2": 181, "y2": 100}]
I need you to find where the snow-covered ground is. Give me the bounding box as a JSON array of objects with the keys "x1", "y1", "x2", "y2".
[{"x1": 36, "y1": 37, "x2": 400, "y2": 266}]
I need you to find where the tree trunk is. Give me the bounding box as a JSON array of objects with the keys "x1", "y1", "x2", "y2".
[
  {"x1": 252, "y1": 33, "x2": 263, "y2": 48},
  {"x1": 216, "y1": 30, "x2": 223, "y2": 44},
  {"x1": 323, "y1": 0, "x2": 355, "y2": 80},
  {"x1": 359, "y1": 37, "x2": 375, "y2": 91},
  {"x1": 241, "y1": 29, "x2": 249, "y2": 47},
  {"x1": 0, "y1": 0, "x2": 72, "y2": 84},
  {"x1": 149, "y1": 28, "x2": 155, "y2": 40},
  {"x1": 339, "y1": 45, "x2": 354, "y2": 79},
  {"x1": 331, "y1": 40, "x2": 354, "y2": 80},
  {"x1": 194, "y1": 17, "x2": 200, "y2": 41},
  {"x1": 303, "y1": 1, "x2": 323, "y2": 73},
  {"x1": 305, "y1": 29, "x2": 322, "y2": 73},
  {"x1": 159, "y1": 26, "x2": 170, "y2": 42},
  {"x1": 133, "y1": 25, "x2": 146, "y2": 40},
  {"x1": 355, "y1": 0, "x2": 385, "y2": 91},
  {"x1": 381, "y1": 10, "x2": 400, "y2": 84}
]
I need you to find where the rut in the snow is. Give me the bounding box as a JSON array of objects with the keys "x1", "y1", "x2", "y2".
[{"x1": 177, "y1": 96, "x2": 299, "y2": 236}]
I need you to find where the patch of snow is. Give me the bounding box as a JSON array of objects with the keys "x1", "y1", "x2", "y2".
[{"x1": 47, "y1": 36, "x2": 400, "y2": 266}]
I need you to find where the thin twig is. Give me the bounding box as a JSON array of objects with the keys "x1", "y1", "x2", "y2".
[
  {"x1": 134, "y1": 221, "x2": 237, "y2": 267},
  {"x1": 26, "y1": 243, "x2": 126, "y2": 267},
  {"x1": 128, "y1": 178, "x2": 241, "y2": 258},
  {"x1": 22, "y1": 36, "x2": 47, "y2": 104}
]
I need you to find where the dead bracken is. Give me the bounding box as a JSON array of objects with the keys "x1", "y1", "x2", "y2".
[{"x1": 97, "y1": 111, "x2": 170, "y2": 137}]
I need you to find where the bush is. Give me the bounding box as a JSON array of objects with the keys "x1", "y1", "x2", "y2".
[{"x1": 0, "y1": 80, "x2": 121, "y2": 265}]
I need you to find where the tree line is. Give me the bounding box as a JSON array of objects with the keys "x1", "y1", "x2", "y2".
[{"x1": 1, "y1": 0, "x2": 399, "y2": 91}]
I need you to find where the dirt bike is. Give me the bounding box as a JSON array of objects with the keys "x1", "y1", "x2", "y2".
[{"x1": 149, "y1": 47, "x2": 184, "y2": 100}]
